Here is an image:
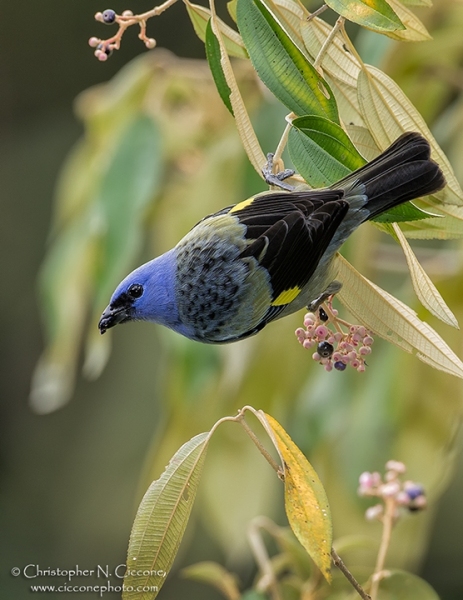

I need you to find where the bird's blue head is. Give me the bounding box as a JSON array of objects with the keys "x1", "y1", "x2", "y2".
[{"x1": 98, "y1": 249, "x2": 187, "y2": 335}]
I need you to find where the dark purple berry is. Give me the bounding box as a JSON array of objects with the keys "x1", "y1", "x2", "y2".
[
  {"x1": 317, "y1": 341, "x2": 334, "y2": 358},
  {"x1": 334, "y1": 361, "x2": 346, "y2": 371},
  {"x1": 406, "y1": 485, "x2": 424, "y2": 500},
  {"x1": 97, "y1": 42, "x2": 113, "y2": 56},
  {"x1": 102, "y1": 9, "x2": 117, "y2": 24},
  {"x1": 319, "y1": 307, "x2": 328, "y2": 322}
]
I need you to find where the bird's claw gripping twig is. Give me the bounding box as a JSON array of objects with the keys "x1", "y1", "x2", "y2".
[
  {"x1": 307, "y1": 280, "x2": 343, "y2": 311},
  {"x1": 262, "y1": 153, "x2": 295, "y2": 191}
]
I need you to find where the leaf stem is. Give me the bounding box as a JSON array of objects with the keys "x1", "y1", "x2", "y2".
[
  {"x1": 331, "y1": 548, "x2": 371, "y2": 600},
  {"x1": 238, "y1": 412, "x2": 283, "y2": 477}
]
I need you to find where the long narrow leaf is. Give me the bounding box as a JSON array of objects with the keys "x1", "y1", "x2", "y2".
[
  {"x1": 206, "y1": 20, "x2": 234, "y2": 115},
  {"x1": 325, "y1": 0, "x2": 405, "y2": 32},
  {"x1": 335, "y1": 254, "x2": 463, "y2": 378},
  {"x1": 123, "y1": 433, "x2": 210, "y2": 600},
  {"x1": 237, "y1": 0, "x2": 339, "y2": 121}
]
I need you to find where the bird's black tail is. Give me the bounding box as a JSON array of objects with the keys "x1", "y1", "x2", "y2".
[{"x1": 335, "y1": 132, "x2": 445, "y2": 219}]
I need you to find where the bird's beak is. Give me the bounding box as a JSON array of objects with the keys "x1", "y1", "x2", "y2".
[{"x1": 98, "y1": 304, "x2": 131, "y2": 334}]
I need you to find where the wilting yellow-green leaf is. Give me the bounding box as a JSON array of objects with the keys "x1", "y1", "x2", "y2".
[
  {"x1": 384, "y1": 0, "x2": 431, "y2": 42},
  {"x1": 344, "y1": 125, "x2": 380, "y2": 160},
  {"x1": 391, "y1": 223, "x2": 459, "y2": 328},
  {"x1": 400, "y1": 201, "x2": 463, "y2": 240},
  {"x1": 182, "y1": 562, "x2": 240, "y2": 600},
  {"x1": 335, "y1": 254, "x2": 463, "y2": 378},
  {"x1": 300, "y1": 18, "x2": 365, "y2": 127},
  {"x1": 123, "y1": 433, "x2": 210, "y2": 600},
  {"x1": 325, "y1": 0, "x2": 405, "y2": 32},
  {"x1": 357, "y1": 66, "x2": 463, "y2": 206},
  {"x1": 262, "y1": 413, "x2": 332, "y2": 582},
  {"x1": 184, "y1": 0, "x2": 248, "y2": 58}
]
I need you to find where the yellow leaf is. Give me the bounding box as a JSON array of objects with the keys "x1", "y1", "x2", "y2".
[
  {"x1": 392, "y1": 223, "x2": 459, "y2": 328},
  {"x1": 263, "y1": 413, "x2": 332, "y2": 582},
  {"x1": 335, "y1": 254, "x2": 463, "y2": 378},
  {"x1": 357, "y1": 66, "x2": 463, "y2": 206}
]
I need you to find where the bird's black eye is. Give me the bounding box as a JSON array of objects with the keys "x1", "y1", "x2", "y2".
[{"x1": 128, "y1": 283, "x2": 144, "y2": 299}]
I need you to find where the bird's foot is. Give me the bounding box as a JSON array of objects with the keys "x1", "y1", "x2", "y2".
[
  {"x1": 307, "y1": 280, "x2": 343, "y2": 312},
  {"x1": 262, "y1": 153, "x2": 295, "y2": 191}
]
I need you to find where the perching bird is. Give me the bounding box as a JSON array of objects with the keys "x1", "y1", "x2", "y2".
[{"x1": 98, "y1": 132, "x2": 445, "y2": 343}]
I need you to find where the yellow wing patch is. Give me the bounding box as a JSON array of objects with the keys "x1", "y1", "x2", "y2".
[
  {"x1": 272, "y1": 287, "x2": 301, "y2": 306},
  {"x1": 229, "y1": 197, "x2": 255, "y2": 214}
]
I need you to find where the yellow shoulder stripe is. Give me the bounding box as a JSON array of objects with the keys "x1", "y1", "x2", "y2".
[
  {"x1": 229, "y1": 197, "x2": 255, "y2": 214},
  {"x1": 272, "y1": 286, "x2": 301, "y2": 306}
]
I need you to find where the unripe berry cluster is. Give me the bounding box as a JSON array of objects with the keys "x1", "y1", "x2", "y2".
[
  {"x1": 295, "y1": 303, "x2": 374, "y2": 373},
  {"x1": 358, "y1": 460, "x2": 427, "y2": 521}
]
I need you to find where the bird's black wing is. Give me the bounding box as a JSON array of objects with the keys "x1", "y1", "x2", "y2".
[{"x1": 232, "y1": 190, "x2": 349, "y2": 306}]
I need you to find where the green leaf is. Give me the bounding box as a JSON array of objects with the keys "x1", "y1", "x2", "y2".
[
  {"x1": 263, "y1": 413, "x2": 332, "y2": 582},
  {"x1": 377, "y1": 569, "x2": 440, "y2": 599},
  {"x1": 236, "y1": 0, "x2": 339, "y2": 121},
  {"x1": 185, "y1": 0, "x2": 248, "y2": 59},
  {"x1": 325, "y1": 0, "x2": 405, "y2": 33},
  {"x1": 206, "y1": 20, "x2": 234, "y2": 115},
  {"x1": 288, "y1": 115, "x2": 366, "y2": 186},
  {"x1": 123, "y1": 433, "x2": 210, "y2": 600},
  {"x1": 373, "y1": 202, "x2": 437, "y2": 223}
]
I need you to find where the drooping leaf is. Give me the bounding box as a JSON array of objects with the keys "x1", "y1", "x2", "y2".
[
  {"x1": 236, "y1": 0, "x2": 339, "y2": 121},
  {"x1": 185, "y1": 0, "x2": 248, "y2": 58},
  {"x1": 325, "y1": 0, "x2": 405, "y2": 33},
  {"x1": 206, "y1": 20, "x2": 234, "y2": 115},
  {"x1": 384, "y1": 0, "x2": 431, "y2": 41},
  {"x1": 357, "y1": 66, "x2": 463, "y2": 206},
  {"x1": 288, "y1": 116, "x2": 364, "y2": 187},
  {"x1": 391, "y1": 223, "x2": 458, "y2": 328},
  {"x1": 335, "y1": 254, "x2": 463, "y2": 378},
  {"x1": 372, "y1": 202, "x2": 437, "y2": 223},
  {"x1": 208, "y1": 4, "x2": 267, "y2": 176},
  {"x1": 181, "y1": 562, "x2": 241, "y2": 600},
  {"x1": 400, "y1": 201, "x2": 463, "y2": 240},
  {"x1": 263, "y1": 413, "x2": 332, "y2": 582},
  {"x1": 123, "y1": 433, "x2": 210, "y2": 600}
]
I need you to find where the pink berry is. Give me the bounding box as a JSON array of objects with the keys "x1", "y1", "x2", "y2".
[
  {"x1": 303, "y1": 339, "x2": 314, "y2": 349},
  {"x1": 88, "y1": 36, "x2": 100, "y2": 47},
  {"x1": 363, "y1": 335, "x2": 374, "y2": 346},
  {"x1": 359, "y1": 346, "x2": 371, "y2": 355},
  {"x1": 315, "y1": 325, "x2": 328, "y2": 339},
  {"x1": 312, "y1": 352, "x2": 321, "y2": 361}
]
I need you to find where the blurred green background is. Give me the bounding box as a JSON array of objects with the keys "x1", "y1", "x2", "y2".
[{"x1": 1, "y1": 1, "x2": 463, "y2": 599}]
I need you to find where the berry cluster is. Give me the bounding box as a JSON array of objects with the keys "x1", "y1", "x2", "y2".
[
  {"x1": 358, "y1": 460, "x2": 427, "y2": 521},
  {"x1": 295, "y1": 303, "x2": 374, "y2": 372},
  {"x1": 89, "y1": 8, "x2": 156, "y2": 61}
]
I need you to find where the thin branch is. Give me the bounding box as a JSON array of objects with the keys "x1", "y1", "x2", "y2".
[
  {"x1": 370, "y1": 497, "x2": 395, "y2": 599},
  {"x1": 331, "y1": 548, "x2": 371, "y2": 600}
]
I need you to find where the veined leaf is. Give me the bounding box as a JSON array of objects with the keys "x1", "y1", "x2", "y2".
[
  {"x1": 344, "y1": 125, "x2": 379, "y2": 161},
  {"x1": 123, "y1": 433, "x2": 210, "y2": 600},
  {"x1": 372, "y1": 202, "x2": 437, "y2": 223},
  {"x1": 208, "y1": 3, "x2": 267, "y2": 175},
  {"x1": 288, "y1": 115, "x2": 365, "y2": 187},
  {"x1": 335, "y1": 254, "x2": 463, "y2": 378},
  {"x1": 325, "y1": 0, "x2": 405, "y2": 32},
  {"x1": 357, "y1": 66, "x2": 463, "y2": 206},
  {"x1": 184, "y1": 0, "x2": 248, "y2": 58},
  {"x1": 236, "y1": 0, "x2": 339, "y2": 121},
  {"x1": 392, "y1": 223, "x2": 458, "y2": 328},
  {"x1": 263, "y1": 413, "x2": 332, "y2": 582},
  {"x1": 400, "y1": 201, "x2": 463, "y2": 240},
  {"x1": 300, "y1": 18, "x2": 365, "y2": 127},
  {"x1": 400, "y1": 0, "x2": 432, "y2": 7},
  {"x1": 206, "y1": 20, "x2": 234, "y2": 115},
  {"x1": 385, "y1": 0, "x2": 431, "y2": 42}
]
